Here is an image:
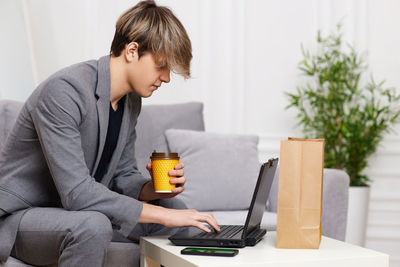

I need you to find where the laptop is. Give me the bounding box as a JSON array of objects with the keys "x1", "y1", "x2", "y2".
[{"x1": 169, "y1": 158, "x2": 278, "y2": 248}]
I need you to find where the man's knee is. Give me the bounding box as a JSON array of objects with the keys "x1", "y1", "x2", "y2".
[{"x1": 78, "y1": 211, "x2": 113, "y2": 242}]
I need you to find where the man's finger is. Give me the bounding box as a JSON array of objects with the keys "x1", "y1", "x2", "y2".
[
  {"x1": 169, "y1": 169, "x2": 184, "y2": 177},
  {"x1": 196, "y1": 222, "x2": 211, "y2": 233},
  {"x1": 146, "y1": 163, "x2": 152, "y2": 171},
  {"x1": 174, "y1": 162, "x2": 185, "y2": 170},
  {"x1": 201, "y1": 214, "x2": 220, "y2": 232},
  {"x1": 171, "y1": 186, "x2": 184, "y2": 194},
  {"x1": 169, "y1": 176, "x2": 185, "y2": 184}
]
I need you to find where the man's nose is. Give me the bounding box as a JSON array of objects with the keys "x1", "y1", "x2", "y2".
[{"x1": 160, "y1": 69, "x2": 170, "y2": 83}]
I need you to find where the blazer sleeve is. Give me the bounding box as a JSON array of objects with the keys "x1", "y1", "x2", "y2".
[
  {"x1": 110, "y1": 121, "x2": 150, "y2": 199},
  {"x1": 30, "y1": 79, "x2": 143, "y2": 237}
]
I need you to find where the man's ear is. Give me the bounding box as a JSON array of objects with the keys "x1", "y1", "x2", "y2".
[{"x1": 124, "y1": 42, "x2": 139, "y2": 62}]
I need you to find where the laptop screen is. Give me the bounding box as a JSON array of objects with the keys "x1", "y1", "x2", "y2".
[{"x1": 242, "y1": 158, "x2": 278, "y2": 238}]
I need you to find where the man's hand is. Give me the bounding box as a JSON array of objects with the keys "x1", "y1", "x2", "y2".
[
  {"x1": 139, "y1": 203, "x2": 221, "y2": 233},
  {"x1": 161, "y1": 208, "x2": 220, "y2": 233},
  {"x1": 138, "y1": 162, "x2": 186, "y2": 201}
]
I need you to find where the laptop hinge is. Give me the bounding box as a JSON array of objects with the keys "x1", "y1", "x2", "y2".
[
  {"x1": 245, "y1": 228, "x2": 266, "y2": 246},
  {"x1": 242, "y1": 223, "x2": 260, "y2": 239}
]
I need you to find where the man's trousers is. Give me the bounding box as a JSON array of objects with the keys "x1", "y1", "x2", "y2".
[{"x1": 10, "y1": 198, "x2": 186, "y2": 267}]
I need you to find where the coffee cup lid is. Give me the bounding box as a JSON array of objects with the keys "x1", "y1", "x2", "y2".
[{"x1": 150, "y1": 150, "x2": 179, "y2": 159}]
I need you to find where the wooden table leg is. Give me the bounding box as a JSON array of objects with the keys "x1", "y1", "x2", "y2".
[{"x1": 140, "y1": 255, "x2": 161, "y2": 267}]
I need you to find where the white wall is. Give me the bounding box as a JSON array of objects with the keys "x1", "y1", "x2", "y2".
[
  {"x1": 363, "y1": 1, "x2": 400, "y2": 265},
  {"x1": 0, "y1": 0, "x2": 35, "y2": 101},
  {"x1": 1, "y1": 0, "x2": 400, "y2": 265}
]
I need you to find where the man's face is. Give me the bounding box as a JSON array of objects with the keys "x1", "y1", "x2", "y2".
[{"x1": 127, "y1": 52, "x2": 170, "y2": 98}]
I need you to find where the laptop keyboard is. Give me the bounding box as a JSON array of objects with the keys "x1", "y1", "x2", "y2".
[{"x1": 195, "y1": 225, "x2": 244, "y2": 239}]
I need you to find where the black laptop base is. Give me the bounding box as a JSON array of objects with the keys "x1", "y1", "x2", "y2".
[
  {"x1": 170, "y1": 236, "x2": 246, "y2": 248},
  {"x1": 168, "y1": 226, "x2": 267, "y2": 248}
]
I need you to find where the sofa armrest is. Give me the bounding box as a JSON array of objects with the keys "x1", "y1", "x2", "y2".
[
  {"x1": 321, "y1": 169, "x2": 349, "y2": 241},
  {"x1": 267, "y1": 167, "x2": 349, "y2": 241}
]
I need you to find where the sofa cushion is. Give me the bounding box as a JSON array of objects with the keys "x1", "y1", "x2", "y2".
[
  {"x1": 134, "y1": 102, "x2": 205, "y2": 176},
  {"x1": 0, "y1": 100, "x2": 24, "y2": 151},
  {"x1": 165, "y1": 129, "x2": 260, "y2": 211},
  {"x1": 4, "y1": 242, "x2": 139, "y2": 267}
]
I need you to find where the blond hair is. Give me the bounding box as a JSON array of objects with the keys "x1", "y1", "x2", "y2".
[{"x1": 111, "y1": 0, "x2": 192, "y2": 78}]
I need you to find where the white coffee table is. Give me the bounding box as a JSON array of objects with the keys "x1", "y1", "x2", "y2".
[{"x1": 139, "y1": 231, "x2": 388, "y2": 267}]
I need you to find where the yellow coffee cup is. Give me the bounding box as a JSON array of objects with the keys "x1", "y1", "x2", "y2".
[{"x1": 150, "y1": 151, "x2": 180, "y2": 193}]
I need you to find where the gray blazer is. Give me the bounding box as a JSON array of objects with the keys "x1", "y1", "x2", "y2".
[{"x1": 0, "y1": 55, "x2": 149, "y2": 262}]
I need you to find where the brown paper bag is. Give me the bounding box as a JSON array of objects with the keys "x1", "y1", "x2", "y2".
[{"x1": 276, "y1": 137, "x2": 325, "y2": 249}]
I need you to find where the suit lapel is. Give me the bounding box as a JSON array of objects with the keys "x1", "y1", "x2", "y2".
[{"x1": 92, "y1": 56, "x2": 111, "y2": 175}]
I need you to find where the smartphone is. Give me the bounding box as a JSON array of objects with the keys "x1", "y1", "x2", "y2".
[{"x1": 181, "y1": 247, "x2": 239, "y2": 257}]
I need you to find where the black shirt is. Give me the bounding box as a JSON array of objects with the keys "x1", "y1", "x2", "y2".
[{"x1": 94, "y1": 96, "x2": 125, "y2": 182}]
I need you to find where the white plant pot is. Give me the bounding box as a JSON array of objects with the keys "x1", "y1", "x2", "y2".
[{"x1": 345, "y1": 186, "x2": 370, "y2": 246}]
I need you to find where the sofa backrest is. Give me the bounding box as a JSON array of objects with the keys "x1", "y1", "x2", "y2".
[
  {"x1": 0, "y1": 100, "x2": 24, "y2": 151},
  {"x1": 134, "y1": 102, "x2": 205, "y2": 175}
]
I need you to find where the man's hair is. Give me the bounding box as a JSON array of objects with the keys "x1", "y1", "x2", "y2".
[{"x1": 110, "y1": 0, "x2": 192, "y2": 78}]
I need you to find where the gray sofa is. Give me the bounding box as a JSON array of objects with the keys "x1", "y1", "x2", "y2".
[{"x1": 0, "y1": 100, "x2": 349, "y2": 267}]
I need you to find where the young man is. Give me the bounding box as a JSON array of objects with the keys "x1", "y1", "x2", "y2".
[{"x1": 0, "y1": 1, "x2": 220, "y2": 266}]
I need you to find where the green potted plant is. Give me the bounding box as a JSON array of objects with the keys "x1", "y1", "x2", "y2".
[{"x1": 286, "y1": 24, "x2": 400, "y2": 245}]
